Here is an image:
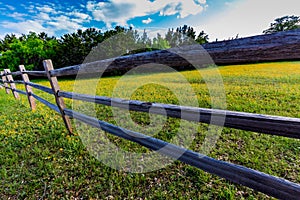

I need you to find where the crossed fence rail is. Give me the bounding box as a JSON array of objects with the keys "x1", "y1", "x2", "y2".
[{"x1": 0, "y1": 54, "x2": 300, "y2": 199}]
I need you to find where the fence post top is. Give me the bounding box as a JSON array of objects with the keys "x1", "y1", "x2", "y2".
[
  {"x1": 19, "y1": 65, "x2": 26, "y2": 72},
  {"x1": 43, "y1": 59, "x2": 53, "y2": 64},
  {"x1": 43, "y1": 59, "x2": 54, "y2": 72}
]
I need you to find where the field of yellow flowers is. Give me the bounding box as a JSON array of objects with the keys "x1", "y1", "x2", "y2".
[{"x1": 0, "y1": 61, "x2": 300, "y2": 199}]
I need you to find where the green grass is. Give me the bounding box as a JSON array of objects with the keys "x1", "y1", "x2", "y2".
[{"x1": 1, "y1": 61, "x2": 300, "y2": 199}]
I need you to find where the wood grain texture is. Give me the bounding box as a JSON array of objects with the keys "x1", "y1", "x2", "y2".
[
  {"x1": 26, "y1": 71, "x2": 47, "y2": 77},
  {"x1": 202, "y1": 29, "x2": 300, "y2": 64},
  {"x1": 59, "y1": 91, "x2": 300, "y2": 139},
  {"x1": 50, "y1": 29, "x2": 300, "y2": 77},
  {"x1": 26, "y1": 82, "x2": 54, "y2": 95},
  {"x1": 43, "y1": 59, "x2": 73, "y2": 134},
  {"x1": 31, "y1": 93, "x2": 60, "y2": 113},
  {"x1": 0, "y1": 71, "x2": 10, "y2": 94},
  {"x1": 1, "y1": 71, "x2": 46, "y2": 77},
  {"x1": 4, "y1": 69, "x2": 19, "y2": 99},
  {"x1": 19, "y1": 65, "x2": 36, "y2": 110}
]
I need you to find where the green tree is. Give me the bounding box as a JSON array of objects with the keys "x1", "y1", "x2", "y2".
[
  {"x1": 195, "y1": 30, "x2": 209, "y2": 44},
  {"x1": 1, "y1": 34, "x2": 17, "y2": 52},
  {"x1": 165, "y1": 25, "x2": 196, "y2": 47},
  {"x1": 57, "y1": 28, "x2": 103, "y2": 68},
  {"x1": 263, "y1": 15, "x2": 300, "y2": 34},
  {"x1": 139, "y1": 29, "x2": 152, "y2": 47},
  {"x1": 0, "y1": 32, "x2": 58, "y2": 71},
  {"x1": 165, "y1": 25, "x2": 208, "y2": 47},
  {"x1": 85, "y1": 26, "x2": 145, "y2": 64},
  {"x1": 165, "y1": 28, "x2": 180, "y2": 47},
  {"x1": 152, "y1": 33, "x2": 171, "y2": 50}
]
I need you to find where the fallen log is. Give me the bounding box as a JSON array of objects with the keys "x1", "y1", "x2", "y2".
[
  {"x1": 50, "y1": 29, "x2": 300, "y2": 77},
  {"x1": 203, "y1": 29, "x2": 300, "y2": 65}
]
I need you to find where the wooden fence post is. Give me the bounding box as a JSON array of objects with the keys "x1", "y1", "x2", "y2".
[
  {"x1": 19, "y1": 65, "x2": 36, "y2": 110},
  {"x1": 0, "y1": 73, "x2": 3, "y2": 89},
  {"x1": 43, "y1": 59, "x2": 73, "y2": 134},
  {"x1": 4, "y1": 69, "x2": 19, "y2": 99},
  {"x1": 1, "y1": 71, "x2": 10, "y2": 94},
  {"x1": 0, "y1": 71, "x2": 9, "y2": 94}
]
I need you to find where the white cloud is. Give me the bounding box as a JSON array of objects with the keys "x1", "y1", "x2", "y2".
[
  {"x1": 146, "y1": 28, "x2": 169, "y2": 39},
  {"x1": 27, "y1": 5, "x2": 36, "y2": 13},
  {"x1": 37, "y1": 12, "x2": 51, "y2": 21},
  {"x1": 159, "y1": 3, "x2": 179, "y2": 16},
  {"x1": 1, "y1": 8, "x2": 88, "y2": 36},
  {"x1": 142, "y1": 17, "x2": 153, "y2": 24},
  {"x1": 48, "y1": 15, "x2": 84, "y2": 32},
  {"x1": 63, "y1": 11, "x2": 92, "y2": 24},
  {"x1": 69, "y1": 12, "x2": 91, "y2": 21},
  {"x1": 2, "y1": 20, "x2": 51, "y2": 35},
  {"x1": 0, "y1": 3, "x2": 93, "y2": 37},
  {"x1": 6, "y1": 5, "x2": 15, "y2": 11},
  {"x1": 194, "y1": 0, "x2": 300, "y2": 41},
  {"x1": 7, "y1": 12, "x2": 27, "y2": 20},
  {"x1": 36, "y1": 5, "x2": 57, "y2": 14},
  {"x1": 86, "y1": 0, "x2": 206, "y2": 27},
  {"x1": 196, "y1": 0, "x2": 206, "y2": 4}
]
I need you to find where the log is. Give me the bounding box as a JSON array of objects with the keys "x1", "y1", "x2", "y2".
[
  {"x1": 50, "y1": 29, "x2": 300, "y2": 77},
  {"x1": 202, "y1": 29, "x2": 300, "y2": 65}
]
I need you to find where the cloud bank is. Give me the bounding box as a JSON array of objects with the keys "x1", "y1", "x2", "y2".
[
  {"x1": 0, "y1": 0, "x2": 207, "y2": 36},
  {"x1": 86, "y1": 0, "x2": 206, "y2": 27}
]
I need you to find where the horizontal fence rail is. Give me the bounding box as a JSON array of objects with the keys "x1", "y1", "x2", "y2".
[
  {"x1": 64, "y1": 108, "x2": 300, "y2": 199},
  {"x1": 26, "y1": 82, "x2": 54, "y2": 95},
  {"x1": 1, "y1": 30, "x2": 300, "y2": 199},
  {"x1": 59, "y1": 91, "x2": 300, "y2": 139},
  {"x1": 13, "y1": 88, "x2": 27, "y2": 96},
  {"x1": 9, "y1": 70, "x2": 47, "y2": 77},
  {"x1": 30, "y1": 93, "x2": 60, "y2": 113}
]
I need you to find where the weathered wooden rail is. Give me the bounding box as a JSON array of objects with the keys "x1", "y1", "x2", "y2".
[{"x1": 1, "y1": 30, "x2": 300, "y2": 199}]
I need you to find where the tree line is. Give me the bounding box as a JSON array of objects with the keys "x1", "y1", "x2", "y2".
[
  {"x1": 1, "y1": 15, "x2": 299, "y2": 72},
  {"x1": 0, "y1": 25, "x2": 208, "y2": 71}
]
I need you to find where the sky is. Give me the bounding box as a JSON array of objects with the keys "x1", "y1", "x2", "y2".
[{"x1": 0, "y1": 0, "x2": 299, "y2": 41}]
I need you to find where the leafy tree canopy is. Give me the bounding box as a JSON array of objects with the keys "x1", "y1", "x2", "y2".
[
  {"x1": 0, "y1": 25, "x2": 209, "y2": 71},
  {"x1": 263, "y1": 15, "x2": 300, "y2": 34}
]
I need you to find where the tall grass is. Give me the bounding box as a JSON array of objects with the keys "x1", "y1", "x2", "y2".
[{"x1": 0, "y1": 62, "x2": 299, "y2": 199}]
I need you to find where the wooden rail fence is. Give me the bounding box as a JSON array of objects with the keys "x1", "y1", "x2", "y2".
[{"x1": 1, "y1": 30, "x2": 300, "y2": 199}]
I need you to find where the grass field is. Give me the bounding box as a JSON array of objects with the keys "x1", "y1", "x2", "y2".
[{"x1": 0, "y1": 62, "x2": 300, "y2": 199}]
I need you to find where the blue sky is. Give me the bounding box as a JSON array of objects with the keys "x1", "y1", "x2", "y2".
[{"x1": 0, "y1": 0, "x2": 299, "y2": 41}]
